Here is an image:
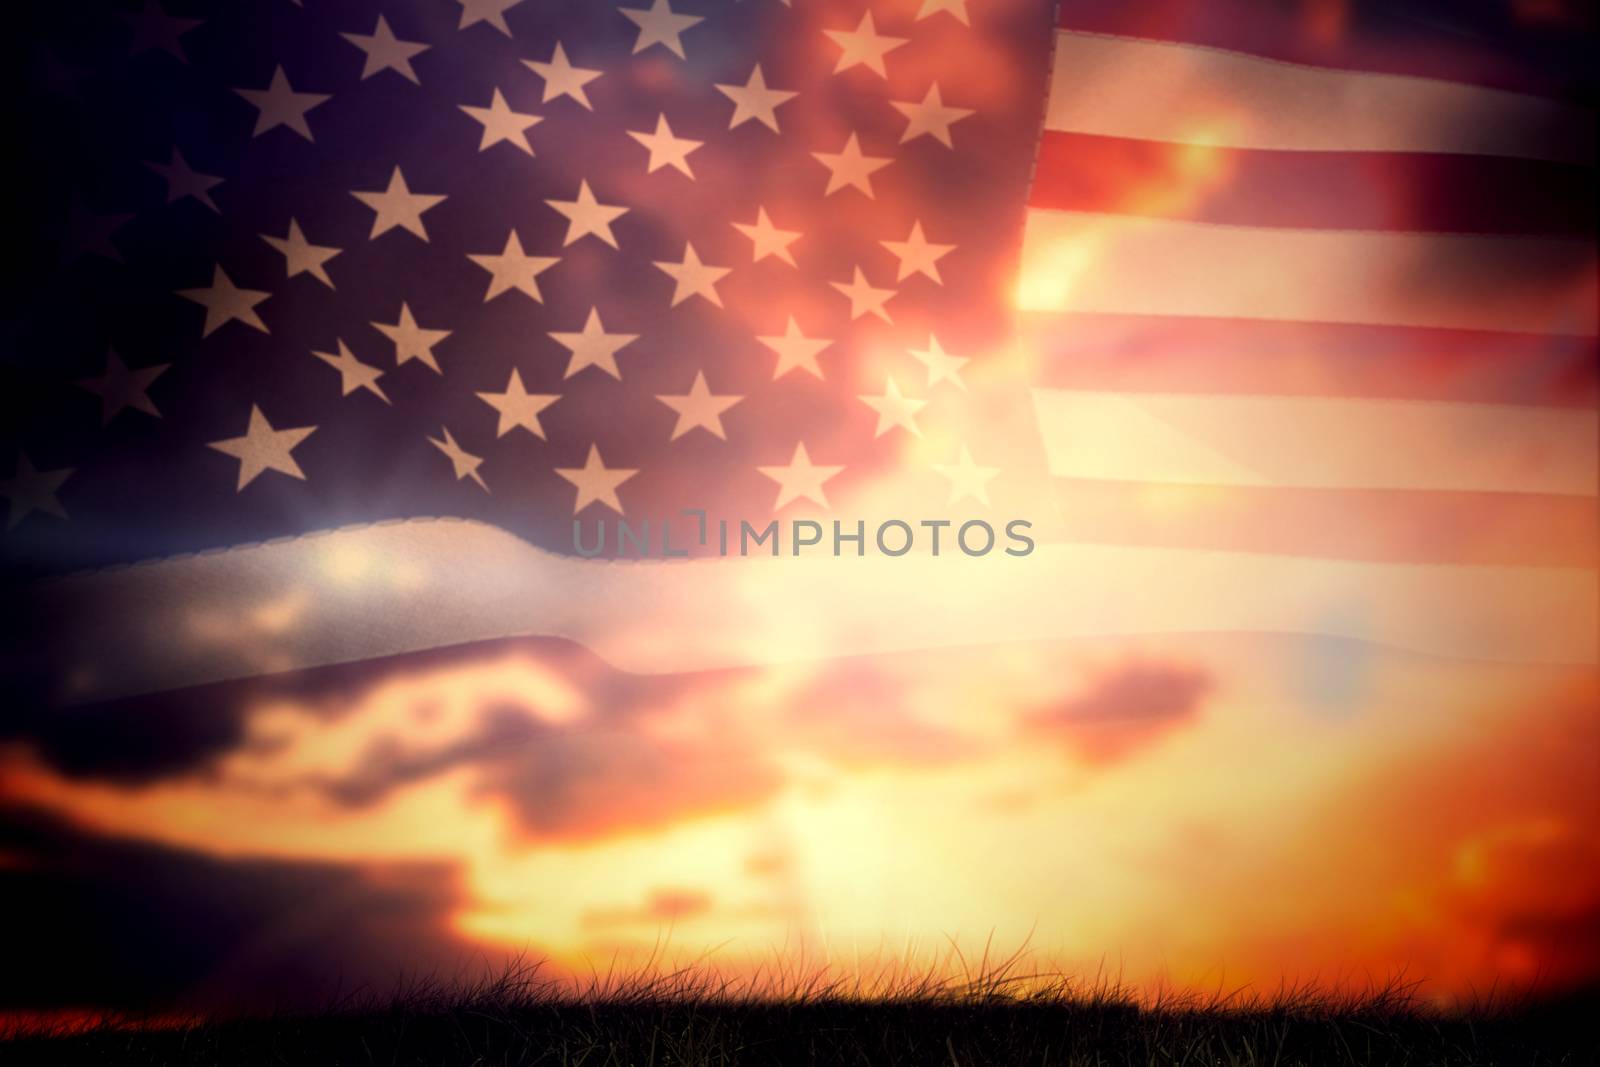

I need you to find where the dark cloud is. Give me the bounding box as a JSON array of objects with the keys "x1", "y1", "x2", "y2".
[
  {"x1": 0, "y1": 804, "x2": 474, "y2": 1012},
  {"x1": 1028, "y1": 661, "x2": 1212, "y2": 765}
]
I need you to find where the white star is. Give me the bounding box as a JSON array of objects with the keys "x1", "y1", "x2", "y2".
[
  {"x1": 715, "y1": 64, "x2": 797, "y2": 132},
  {"x1": 549, "y1": 308, "x2": 638, "y2": 379},
  {"x1": 60, "y1": 199, "x2": 132, "y2": 264},
  {"x1": 468, "y1": 231, "x2": 558, "y2": 302},
  {"x1": 460, "y1": 88, "x2": 543, "y2": 155},
  {"x1": 916, "y1": 0, "x2": 970, "y2": 25},
  {"x1": 758, "y1": 443, "x2": 844, "y2": 510},
  {"x1": 456, "y1": 0, "x2": 525, "y2": 36},
  {"x1": 757, "y1": 317, "x2": 832, "y2": 380},
  {"x1": 732, "y1": 207, "x2": 800, "y2": 266},
  {"x1": 881, "y1": 220, "x2": 955, "y2": 283},
  {"x1": 812, "y1": 133, "x2": 891, "y2": 197},
  {"x1": 830, "y1": 267, "x2": 897, "y2": 323},
  {"x1": 122, "y1": 0, "x2": 202, "y2": 63},
  {"x1": 891, "y1": 83, "x2": 974, "y2": 147},
  {"x1": 859, "y1": 376, "x2": 927, "y2": 437},
  {"x1": 77, "y1": 350, "x2": 168, "y2": 424},
  {"x1": 618, "y1": 0, "x2": 703, "y2": 58},
  {"x1": 546, "y1": 180, "x2": 628, "y2": 248},
  {"x1": 933, "y1": 446, "x2": 1001, "y2": 506},
  {"x1": 824, "y1": 12, "x2": 907, "y2": 77},
  {"x1": 909, "y1": 335, "x2": 969, "y2": 390},
  {"x1": 341, "y1": 15, "x2": 429, "y2": 83},
  {"x1": 657, "y1": 371, "x2": 743, "y2": 440},
  {"x1": 260, "y1": 218, "x2": 341, "y2": 288},
  {"x1": 556, "y1": 444, "x2": 636, "y2": 515},
  {"x1": 177, "y1": 265, "x2": 270, "y2": 337},
  {"x1": 146, "y1": 148, "x2": 223, "y2": 213},
  {"x1": 234, "y1": 65, "x2": 329, "y2": 141},
  {"x1": 352, "y1": 167, "x2": 447, "y2": 240},
  {"x1": 428, "y1": 426, "x2": 489, "y2": 492},
  {"x1": 311, "y1": 339, "x2": 389, "y2": 403},
  {"x1": 627, "y1": 113, "x2": 702, "y2": 177},
  {"x1": 372, "y1": 303, "x2": 449, "y2": 374},
  {"x1": 477, "y1": 369, "x2": 559, "y2": 438},
  {"x1": 2, "y1": 453, "x2": 73, "y2": 530},
  {"x1": 522, "y1": 42, "x2": 602, "y2": 109},
  {"x1": 654, "y1": 243, "x2": 730, "y2": 307},
  {"x1": 208, "y1": 405, "x2": 316, "y2": 491}
]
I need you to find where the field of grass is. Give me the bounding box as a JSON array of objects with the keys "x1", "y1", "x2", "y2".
[{"x1": 3, "y1": 959, "x2": 1593, "y2": 1065}]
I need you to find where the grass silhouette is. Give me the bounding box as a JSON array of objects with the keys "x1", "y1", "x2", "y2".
[{"x1": 2, "y1": 945, "x2": 1593, "y2": 1065}]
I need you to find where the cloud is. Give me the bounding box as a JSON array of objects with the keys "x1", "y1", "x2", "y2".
[{"x1": 1027, "y1": 661, "x2": 1212, "y2": 765}]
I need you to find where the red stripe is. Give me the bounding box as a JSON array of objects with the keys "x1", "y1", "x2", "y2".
[
  {"x1": 1055, "y1": 479, "x2": 1599, "y2": 567},
  {"x1": 1030, "y1": 132, "x2": 1595, "y2": 236},
  {"x1": 1022, "y1": 313, "x2": 1599, "y2": 408},
  {"x1": 1056, "y1": 0, "x2": 1593, "y2": 98}
]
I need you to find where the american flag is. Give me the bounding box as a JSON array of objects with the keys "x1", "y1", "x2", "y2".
[{"x1": 5, "y1": 0, "x2": 1596, "y2": 706}]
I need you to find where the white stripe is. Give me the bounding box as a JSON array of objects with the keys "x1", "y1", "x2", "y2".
[
  {"x1": 1032, "y1": 390, "x2": 1599, "y2": 495},
  {"x1": 1046, "y1": 30, "x2": 1595, "y2": 164},
  {"x1": 1017, "y1": 209, "x2": 1598, "y2": 335},
  {"x1": 23, "y1": 519, "x2": 1596, "y2": 705}
]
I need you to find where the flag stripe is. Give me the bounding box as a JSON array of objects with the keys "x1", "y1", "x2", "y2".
[
  {"x1": 1031, "y1": 390, "x2": 1597, "y2": 495},
  {"x1": 1030, "y1": 131, "x2": 1596, "y2": 236},
  {"x1": 1045, "y1": 31, "x2": 1594, "y2": 164},
  {"x1": 21, "y1": 519, "x2": 1599, "y2": 706},
  {"x1": 1017, "y1": 209, "x2": 1598, "y2": 335},
  {"x1": 1056, "y1": 0, "x2": 1585, "y2": 96},
  {"x1": 1021, "y1": 313, "x2": 1598, "y2": 408},
  {"x1": 1053, "y1": 479, "x2": 1599, "y2": 568}
]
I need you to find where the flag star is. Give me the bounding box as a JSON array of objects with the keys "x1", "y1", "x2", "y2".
[
  {"x1": 469, "y1": 230, "x2": 558, "y2": 302},
  {"x1": 881, "y1": 220, "x2": 955, "y2": 283},
  {"x1": 759, "y1": 442, "x2": 844, "y2": 510},
  {"x1": 657, "y1": 371, "x2": 743, "y2": 441},
  {"x1": 655, "y1": 243, "x2": 730, "y2": 307},
  {"x1": 715, "y1": 64, "x2": 797, "y2": 132},
  {"x1": 428, "y1": 426, "x2": 489, "y2": 492},
  {"x1": 618, "y1": 0, "x2": 703, "y2": 58},
  {"x1": 145, "y1": 149, "x2": 223, "y2": 213},
  {"x1": 546, "y1": 180, "x2": 628, "y2": 248},
  {"x1": 61, "y1": 199, "x2": 132, "y2": 264},
  {"x1": 177, "y1": 266, "x2": 270, "y2": 337},
  {"x1": 312, "y1": 339, "x2": 389, "y2": 403},
  {"x1": 77, "y1": 350, "x2": 167, "y2": 424},
  {"x1": 121, "y1": 0, "x2": 202, "y2": 62},
  {"x1": 830, "y1": 267, "x2": 897, "y2": 323},
  {"x1": 460, "y1": 88, "x2": 543, "y2": 155},
  {"x1": 732, "y1": 207, "x2": 800, "y2": 266},
  {"x1": 2, "y1": 453, "x2": 73, "y2": 530},
  {"x1": 522, "y1": 42, "x2": 601, "y2": 109},
  {"x1": 824, "y1": 12, "x2": 907, "y2": 77},
  {"x1": 758, "y1": 317, "x2": 832, "y2": 380},
  {"x1": 859, "y1": 377, "x2": 928, "y2": 437},
  {"x1": 916, "y1": 0, "x2": 970, "y2": 25},
  {"x1": 477, "y1": 369, "x2": 559, "y2": 438},
  {"x1": 891, "y1": 83, "x2": 974, "y2": 147},
  {"x1": 352, "y1": 167, "x2": 447, "y2": 240},
  {"x1": 550, "y1": 308, "x2": 638, "y2": 379},
  {"x1": 341, "y1": 15, "x2": 429, "y2": 83},
  {"x1": 812, "y1": 133, "x2": 891, "y2": 197},
  {"x1": 372, "y1": 303, "x2": 449, "y2": 374},
  {"x1": 208, "y1": 405, "x2": 316, "y2": 491},
  {"x1": 456, "y1": 0, "x2": 526, "y2": 36},
  {"x1": 261, "y1": 219, "x2": 341, "y2": 288},
  {"x1": 556, "y1": 444, "x2": 636, "y2": 515},
  {"x1": 627, "y1": 114, "x2": 702, "y2": 177},
  {"x1": 909, "y1": 335, "x2": 969, "y2": 390},
  {"x1": 234, "y1": 65, "x2": 329, "y2": 141},
  {"x1": 933, "y1": 445, "x2": 1001, "y2": 506}
]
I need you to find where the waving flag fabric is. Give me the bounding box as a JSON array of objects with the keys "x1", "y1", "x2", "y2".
[{"x1": 5, "y1": 0, "x2": 1596, "y2": 708}]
